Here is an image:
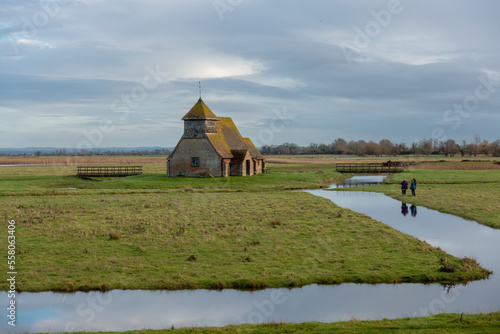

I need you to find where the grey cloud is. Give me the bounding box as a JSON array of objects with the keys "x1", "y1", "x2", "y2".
[{"x1": 1, "y1": 0, "x2": 499, "y2": 147}]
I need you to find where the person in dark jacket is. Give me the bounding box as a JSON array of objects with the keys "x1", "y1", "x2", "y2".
[
  {"x1": 410, "y1": 178, "x2": 417, "y2": 196},
  {"x1": 401, "y1": 179, "x2": 408, "y2": 195}
]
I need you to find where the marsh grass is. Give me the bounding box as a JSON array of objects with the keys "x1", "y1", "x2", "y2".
[
  {"x1": 0, "y1": 191, "x2": 490, "y2": 292},
  {"x1": 0, "y1": 163, "x2": 343, "y2": 195},
  {"x1": 412, "y1": 162, "x2": 500, "y2": 170},
  {"x1": 0, "y1": 159, "x2": 495, "y2": 292}
]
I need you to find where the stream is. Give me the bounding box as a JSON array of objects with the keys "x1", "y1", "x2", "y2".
[{"x1": 1, "y1": 176, "x2": 499, "y2": 333}]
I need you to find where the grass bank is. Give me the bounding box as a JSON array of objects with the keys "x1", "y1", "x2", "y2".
[
  {"x1": 44, "y1": 312, "x2": 500, "y2": 334},
  {"x1": 351, "y1": 169, "x2": 500, "y2": 229},
  {"x1": 0, "y1": 190, "x2": 489, "y2": 292}
]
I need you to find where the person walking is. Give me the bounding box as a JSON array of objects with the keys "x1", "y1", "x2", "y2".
[
  {"x1": 401, "y1": 179, "x2": 408, "y2": 196},
  {"x1": 410, "y1": 178, "x2": 417, "y2": 197}
]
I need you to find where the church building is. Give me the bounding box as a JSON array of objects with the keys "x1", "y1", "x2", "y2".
[{"x1": 167, "y1": 98, "x2": 266, "y2": 177}]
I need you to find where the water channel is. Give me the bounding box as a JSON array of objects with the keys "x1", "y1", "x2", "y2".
[{"x1": 2, "y1": 176, "x2": 499, "y2": 333}]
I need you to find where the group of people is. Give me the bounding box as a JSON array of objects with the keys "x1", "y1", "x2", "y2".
[{"x1": 401, "y1": 178, "x2": 417, "y2": 196}]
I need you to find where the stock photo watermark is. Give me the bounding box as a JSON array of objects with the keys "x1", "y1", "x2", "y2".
[
  {"x1": 432, "y1": 73, "x2": 500, "y2": 142},
  {"x1": 76, "y1": 64, "x2": 170, "y2": 151},
  {"x1": 340, "y1": 0, "x2": 412, "y2": 63},
  {"x1": 213, "y1": 0, "x2": 243, "y2": 21},
  {"x1": 6, "y1": 220, "x2": 17, "y2": 327},
  {"x1": 237, "y1": 290, "x2": 287, "y2": 324},
  {"x1": 254, "y1": 107, "x2": 295, "y2": 148},
  {"x1": 7, "y1": 0, "x2": 73, "y2": 54},
  {"x1": 412, "y1": 284, "x2": 467, "y2": 317},
  {"x1": 64, "y1": 290, "x2": 121, "y2": 331}
]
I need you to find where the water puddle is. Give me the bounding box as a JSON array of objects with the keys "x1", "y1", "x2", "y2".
[{"x1": 2, "y1": 176, "x2": 499, "y2": 333}]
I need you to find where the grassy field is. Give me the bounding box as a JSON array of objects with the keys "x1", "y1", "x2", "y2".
[
  {"x1": 45, "y1": 312, "x2": 500, "y2": 334},
  {"x1": 0, "y1": 163, "x2": 340, "y2": 195},
  {"x1": 0, "y1": 158, "x2": 492, "y2": 292},
  {"x1": 350, "y1": 169, "x2": 500, "y2": 229},
  {"x1": 1, "y1": 191, "x2": 488, "y2": 292}
]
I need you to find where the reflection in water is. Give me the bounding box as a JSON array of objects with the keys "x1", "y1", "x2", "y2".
[
  {"x1": 401, "y1": 202, "x2": 408, "y2": 216},
  {"x1": 400, "y1": 203, "x2": 417, "y2": 217},
  {"x1": 411, "y1": 204, "x2": 417, "y2": 217},
  {"x1": 2, "y1": 175, "x2": 499, "y2": 333},
  {"x1": 329, "y1": 175, "x2": 387, "y2": 189}
]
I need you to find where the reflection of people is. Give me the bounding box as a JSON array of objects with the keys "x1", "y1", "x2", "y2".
[
  {"x1": 401, "y1": 179, "x2": 408, "y2": 196},
  {"x1": 410, "y1": 178, "x2": 417, "y2": 197},
  {"x1": 410, "y1": 204, "x2": 417, "y2": 217},
  {"x1": 401, "y1": 202, "x2": 408, "y2": 216}
]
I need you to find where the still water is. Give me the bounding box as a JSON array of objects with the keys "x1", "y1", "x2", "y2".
[{"x1": 2, "y1": 176, "x2": 499, "y2": 333}]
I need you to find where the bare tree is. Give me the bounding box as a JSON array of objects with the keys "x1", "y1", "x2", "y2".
[
  {"x1": 418, "y1": 138, "x2": 434, "y2": 156},
  {"x1": 490, "y1": 139, "x2": 500, "y2": 157}
]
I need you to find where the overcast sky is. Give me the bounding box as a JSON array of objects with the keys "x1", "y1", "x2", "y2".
[{"x1": 1, "y1": 0, "x2": 499, "y2": 149}]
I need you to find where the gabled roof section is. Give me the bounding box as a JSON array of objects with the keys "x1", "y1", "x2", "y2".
[
  {"x1": 206, "y1": 133, "x2": 233, "y2": 159},
  {"x1": 230, "y1": 149, "x2": 249, "y2": 163},
  {"x1": 243, "y1": 138, "x2": 264, "y2": 160},
  {"x1": 217, "y1": 117, "x2": 248, "y2": 151},
  {"x1": 182, "y1": 98, "x2": 219, "y2": 120}
]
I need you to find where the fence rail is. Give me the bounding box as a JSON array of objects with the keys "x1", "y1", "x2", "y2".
[
  {"x1": 77, "y1": 166, "x2": 143, "y2": 178},
  {"x1": 336, "y1": 163, "x2": 405, "y2": 173}
]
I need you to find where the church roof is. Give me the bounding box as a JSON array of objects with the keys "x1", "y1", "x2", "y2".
[
  {"x1": 216, "y1": 117, "x2": 248, "y2": 151},
  {"x1": 182, "y1": 98, "x2": 219, "y2": 120},
  {"x1": 230, "y1": 149, "x2": 249, "y2": 163},
  {"x1": 206, "y1": 133, "x2": 233, "y2": 159},
  {"x1": 173, "y1": 99, "x2": 265, "y2": 164},
  {"x1": 243, "y1": 138, "x2": 265, "y2": 160}
]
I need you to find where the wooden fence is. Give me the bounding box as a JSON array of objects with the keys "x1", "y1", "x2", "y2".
[
  {"x1": 335, "y1": 163, "x2": 404, "y2": 173},
  {"x1": 77, "y1": 166, "x2": 143, "y2": 178}
]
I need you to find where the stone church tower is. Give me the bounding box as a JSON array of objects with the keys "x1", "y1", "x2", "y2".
[{"x1": 167, "y1": 98, "x2": 265, "y2": 177}]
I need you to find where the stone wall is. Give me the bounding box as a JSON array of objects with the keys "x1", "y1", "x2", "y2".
[{"x1": 168, "y1": 138, "x2": 222, "y2": 177}]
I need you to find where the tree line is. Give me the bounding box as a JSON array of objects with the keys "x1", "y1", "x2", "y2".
[{"x1": 261, "y1": 136, "x2": 500, "y2": 157}]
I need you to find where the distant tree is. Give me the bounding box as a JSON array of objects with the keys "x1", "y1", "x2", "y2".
[
  {"x1": 459, "y1": 140, "x2": 467, "y2": 157},
  {"x1": 490, "y1": 139, "x2": 500, "y2": 157},
  {"x1": 332, "y1": 138, "x2": 348, "y2": 154},
  {"x1": 395, "y1": 142, "x2": 408, "y2": 154},
  {"x1": 379, "y1": 139, "x2": 395, "y2": 155},
  {"x1": 418, "y1": 139, "x2": 433, "y2": 156},
  {"x1": 442, "y1": 139, "x2": 459, "y2": 156},
  {"x1": 467, "y1": 143, "x2": 480, "y2": 156},
  {"x1": 365, "y1": 141, "x2": 382, "y2": 156},
  {"x1": 348, "y1": 140, "x2": 367, "y2": 156},
  {"x1": 410, "y1": 141, "x2": 419, "y2": 153},
  {"x1": 308, "y1": 143, "x2": 319, "y2": 154},
  {"x1": 480, "y1": 140, "x2": 490, "y2": 155}
]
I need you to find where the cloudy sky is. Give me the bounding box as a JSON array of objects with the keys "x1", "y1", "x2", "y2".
[{"x1": 1, "y1": 0, "x2": 499, "y2": 149}]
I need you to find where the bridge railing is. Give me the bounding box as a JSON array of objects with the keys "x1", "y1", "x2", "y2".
[
  {"x1": 335, "y1": 163, "x2": 404, "y2": 173},
  {"x1": 77, "y1": 166, "x2": 143, "y2": 178}
]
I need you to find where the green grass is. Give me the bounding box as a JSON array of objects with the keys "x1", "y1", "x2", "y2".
[
  {"x1": 0, "y1": 163, "x2": 494, "y2": 292},
  {"x1": 45, "y1": 312, "x2": 500, "y2": 334},
  {"x1": 0, "y1": 190, "x2": 489, "y2": 292},
  {"x1": 386, "y1": 169, "x2": 500, "y2": 184},
  {"x1": 349, "y1": 169, "x2": 500, "y2": 229},
  {"x1": 0, "y1": 163, "x2": 340, "y2": 195}
]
